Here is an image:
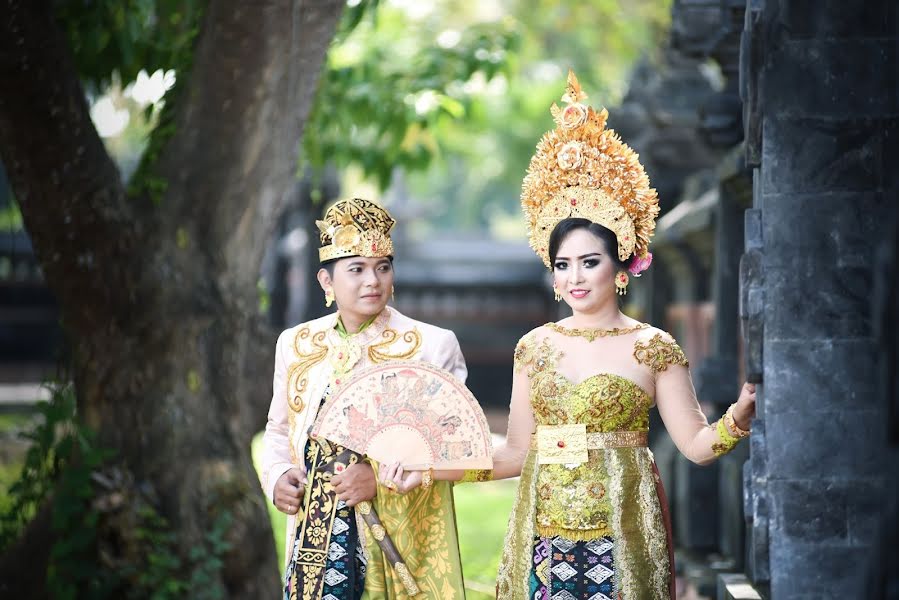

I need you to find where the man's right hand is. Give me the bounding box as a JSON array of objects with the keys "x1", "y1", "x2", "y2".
[{"x1": 273, "y1": 467, "x2": 306, "y2": 515}]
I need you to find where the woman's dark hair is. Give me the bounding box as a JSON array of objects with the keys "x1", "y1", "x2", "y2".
[{"x1": 548, "y1": 218, "x2": 629, "y2": 271}]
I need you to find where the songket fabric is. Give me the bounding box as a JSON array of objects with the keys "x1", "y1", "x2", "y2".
[
  {"x1": 261, "y1": 307, "x2": 469, "y2": 599},
  {"x1": 496, "y1": 323, "x2": 744, "y2": 599}
]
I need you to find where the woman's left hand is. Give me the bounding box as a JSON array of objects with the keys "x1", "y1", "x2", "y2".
[
  {"x1": 732, "y1": 382, "x2": 757, "y2": 431},
  {"x1": 378, "y1": 461, "x2": 423, "y2": 494}
]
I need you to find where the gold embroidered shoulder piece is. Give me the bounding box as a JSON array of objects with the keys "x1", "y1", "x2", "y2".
[
  {"x1": 514, "y1": 332, "x2": 562, "y2": 378},
  {"x1": 367, "y1": 327, "x2": 422, "y2": 363},
  {"x1": 633, "y1": 332, "x2": 689, "y2": 374},
  {"x1": 286, "y1": 326, "x2": 329, "y2": 412}
]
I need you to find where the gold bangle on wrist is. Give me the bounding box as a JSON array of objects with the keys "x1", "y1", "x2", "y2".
[
  {"x1": 458, "y1": 469, "x2": 494, "y2": 483},
  {"x1": 421, "y1": 466, "x2": 434, "y2": 490},
  {"x1": 724, "y1": 404, "x2": 750, "y2": 438}
]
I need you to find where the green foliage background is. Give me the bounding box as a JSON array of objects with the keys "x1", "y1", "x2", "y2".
[{"x1": 33, "y1": 0, "x2": 670, "y2": 235}]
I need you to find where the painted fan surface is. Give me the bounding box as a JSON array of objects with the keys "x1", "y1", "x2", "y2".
[{"x1": 311, "y1": 361, "x2": 492, "y2": 470}]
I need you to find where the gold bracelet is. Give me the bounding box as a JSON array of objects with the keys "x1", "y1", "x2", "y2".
[
  {"x1": 458, "y1": 469, "x2": 494, "y2": 483},
  {"x1": 724, "y1": 404, "x2": 750, "y2": 438},
  {"x1": 421, "y1": 466, "x2": 433, "y2": 490}
]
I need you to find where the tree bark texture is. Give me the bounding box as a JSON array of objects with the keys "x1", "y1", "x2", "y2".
[{"x1": 0, "y1": 0, "x2": 344, "y2": 596}]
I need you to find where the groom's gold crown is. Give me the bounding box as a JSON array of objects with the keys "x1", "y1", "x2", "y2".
[{"x1": 316, "y1": 198, "x2": 396, "y2": 263}]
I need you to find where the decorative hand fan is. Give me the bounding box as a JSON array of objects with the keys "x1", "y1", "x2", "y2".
[{"x1": 311, "y1": 360, "x2": 493, "y2": 470}]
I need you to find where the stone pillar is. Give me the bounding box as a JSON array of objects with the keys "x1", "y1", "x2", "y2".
[
  {"x1": 714, "y1": 150, "x2": 752, "y2": 567},
  {"x1": 665, "y1": 0, "x2": 753, "y2": 561},
  {"x1": 740, "y1": 1, "x2": 898, "y2": 597}
]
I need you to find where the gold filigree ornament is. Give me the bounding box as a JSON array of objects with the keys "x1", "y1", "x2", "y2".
[
  {"x1": 316, "y1": 198, "x2": 396, "y2": 263},
  {"x1": 394, "y1": 562, "x2": 421, "y2": 596},
  {"x1": 327, "y1": 337, "x2": 363, "y2": 389},
  {"x1": 522, "y1": 70, "x2": 660, "y2": 269},
  {"x1": 633, "y1": 333, "x2": 690, "y2": 373},
  {"x1": 546, "y1": 321, "x2": 648, "y2": 342},
  {"x1": 370, "y1": 523, "x2": 387, "y2": 541},
  {"x1": 287, "y1": 327, "x2": 329, "y2": 412},
  {"x1": 367, "y1": 328, "x2": 422, "y2": 363}
]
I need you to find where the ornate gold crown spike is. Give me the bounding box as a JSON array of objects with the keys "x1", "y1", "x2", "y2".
[
  {"x1": 521, "y1": 70, "x2": 660, "y2": 271},
  {"x1": 316, "y1": 198, "x2": 396, "y2": 263}
]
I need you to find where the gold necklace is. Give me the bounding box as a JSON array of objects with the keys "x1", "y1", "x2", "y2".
[{"x1": 546, "y1": 321, "x2": 648, "y2": 342}]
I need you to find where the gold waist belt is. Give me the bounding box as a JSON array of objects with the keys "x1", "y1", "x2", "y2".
[{"x1": 532, "y1": 425, "x2": 648, "y2": 464}]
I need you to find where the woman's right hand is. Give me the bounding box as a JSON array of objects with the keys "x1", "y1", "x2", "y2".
[
  {"x1": 273, "y1": 466, "x2": 307, "y2": 515},
  {"x1": 378, "y1": 461, "x2": 423, "y2": 494},
  {"x1": 732, "y1": 382, "x2": 757, "y2": 431}
]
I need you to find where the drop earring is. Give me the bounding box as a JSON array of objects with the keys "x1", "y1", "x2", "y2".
[
  {"x1": 615, "y1": 271, "x2": 629, "y2": 296},
  {"x1": 553, "y1": 285, "x2": 562, "y2": 302},
  {"x1": 391, "y1": 285, "x2": 395, "y2": 302},
  {"x1": 325, "y1": 289, "x2": 335, "y2": 308}
]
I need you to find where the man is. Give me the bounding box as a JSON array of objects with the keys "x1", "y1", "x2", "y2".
[{"x1": 259, "y1": 198, "x2": 469, "y2": 599}]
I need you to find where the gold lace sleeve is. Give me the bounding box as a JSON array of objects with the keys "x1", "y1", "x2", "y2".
[{"x1": 633, "y1": 333, "x2": 689, "y2": 374}]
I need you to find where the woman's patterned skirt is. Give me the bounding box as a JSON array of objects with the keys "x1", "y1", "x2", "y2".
[{"x1": 529, "y1": 535, "x2": 617, "y2": 600}]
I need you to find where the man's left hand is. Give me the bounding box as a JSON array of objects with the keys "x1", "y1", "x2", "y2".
[{"x1": 332, "y1": 463, "x2": 377, "y2": 507}]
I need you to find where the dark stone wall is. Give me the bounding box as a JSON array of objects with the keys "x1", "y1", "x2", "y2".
[{"x1": 741, "y1": 1, "x2": 898, "y2": 597}]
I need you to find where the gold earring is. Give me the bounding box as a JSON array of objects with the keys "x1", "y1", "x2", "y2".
[
  {"x1": 325, "y1": 289, "x2": 334, "y2": 308},
  {"x1": 391, "y1": 285, "x2": 395, "y2": 302},
  {"x1": 553, "y1": 286, "x2": 561, "y2": 302},
  {"x1": 615, "y1": 271, "x2": 629, "y2": 296}
]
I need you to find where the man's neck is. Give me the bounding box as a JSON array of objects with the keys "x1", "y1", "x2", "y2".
[{"x1": 337, "y1": 309, "x2": 383, "y2": 335}]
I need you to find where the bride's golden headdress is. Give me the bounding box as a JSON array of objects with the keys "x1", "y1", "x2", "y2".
[
  {"x1": 316, "y1": 198, "x2": 396, "y2": 262},
  {"x1": 521, "y1": 70, "x2": 659, "y2": 273}
]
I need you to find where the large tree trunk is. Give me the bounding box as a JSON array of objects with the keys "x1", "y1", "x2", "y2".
[{"x1": 0, "y1": 0, "x2": 344, "y2": 596}]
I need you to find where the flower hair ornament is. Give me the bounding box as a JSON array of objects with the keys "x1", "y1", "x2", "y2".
[{"x1": 521, "y1": 70, "x2": 659, "y2": 278}]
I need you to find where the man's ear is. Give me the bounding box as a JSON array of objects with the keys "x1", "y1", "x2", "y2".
[{"x1": 316, "y1": 268, "x2": 332, "y2": 291}]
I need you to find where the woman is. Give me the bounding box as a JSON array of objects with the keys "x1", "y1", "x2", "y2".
[{"x1": 381, "y1": 72, "x2": 755, "y2": 599}]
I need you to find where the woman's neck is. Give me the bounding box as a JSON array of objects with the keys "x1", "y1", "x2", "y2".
[{"x1": 567, "y1": 303, "x2": 631, "y2": 330}]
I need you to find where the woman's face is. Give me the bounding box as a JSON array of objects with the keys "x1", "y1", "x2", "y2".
[
  {"x1": 552, "y1": 228, "x2": 618, "y2": 313},
  {"x1": 320, "y1": 257, "x2": 394, "y2": 319}
]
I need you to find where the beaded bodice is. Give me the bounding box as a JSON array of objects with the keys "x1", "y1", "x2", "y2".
[
  {"x1": 513, "y1": 323, "x2": 689, "y2": 537},
  {"x1": 514, "y1": 326, "x2": 687, "y2": 434},
  {"x1": 531, "y1": 370, "x2": 652, "y2": 433}
]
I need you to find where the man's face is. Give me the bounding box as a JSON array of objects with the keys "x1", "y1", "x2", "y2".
[{"x1": 321, "y1": 256, "x2": 394, "y2": 319}]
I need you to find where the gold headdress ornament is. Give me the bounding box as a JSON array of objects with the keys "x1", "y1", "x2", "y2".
[
  {"x1": 521, "y1": 70, "x2": 659, "y2": 272},
  {"x1": 316, "y1": 198, "x2": 396, "y2": 263}
]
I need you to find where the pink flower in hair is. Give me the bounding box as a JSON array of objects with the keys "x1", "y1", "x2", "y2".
[{"x1": 628, "y1": 252, "x2": 653, "y2": 276}]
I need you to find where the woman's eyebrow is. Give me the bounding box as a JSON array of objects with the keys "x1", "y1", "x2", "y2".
[{"x1": 554, "y1": 252, "x2": 602, "y2": 260}]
